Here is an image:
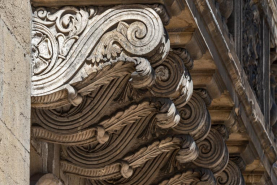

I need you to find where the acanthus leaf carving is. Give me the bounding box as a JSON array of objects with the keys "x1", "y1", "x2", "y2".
[{"x1": 30, "y1": 4, "x2": 208, "y2": 184}]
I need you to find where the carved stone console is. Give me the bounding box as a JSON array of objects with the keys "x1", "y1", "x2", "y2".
[{"x1": 30, "y1": 3, "x2": 246, "y2": 185}]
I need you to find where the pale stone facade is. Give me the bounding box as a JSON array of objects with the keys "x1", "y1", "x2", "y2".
[
  {"x1": 0, "y1": 0, "x2": 32, "y2": 184},
  {"x1": 2, "y1": 0, "x2": 277, "y2": 185}
]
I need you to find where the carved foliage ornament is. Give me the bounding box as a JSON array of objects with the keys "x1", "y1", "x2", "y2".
[{"x1": 32, "y1": 5, "x2": 170, "y2": 101}]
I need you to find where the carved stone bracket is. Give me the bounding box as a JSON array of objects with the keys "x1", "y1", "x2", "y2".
[{"x1": 28, "y1": 3, "x2": 242, "y2": 184}]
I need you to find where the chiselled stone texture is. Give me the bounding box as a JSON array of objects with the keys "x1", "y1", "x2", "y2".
[{"x1": 0, "y1": 0, "x2": 31, "y2": 184}]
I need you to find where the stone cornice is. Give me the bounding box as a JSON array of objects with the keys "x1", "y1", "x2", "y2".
[{"x1": 185, "y1": 0, "x2": 277, "y2": 183}]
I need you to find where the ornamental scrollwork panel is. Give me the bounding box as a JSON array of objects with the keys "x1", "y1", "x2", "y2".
[{"x1": 31, "y1": 5, "x2": 170, "y2": 108}]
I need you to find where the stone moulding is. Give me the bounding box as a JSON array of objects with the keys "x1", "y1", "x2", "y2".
[{"x1": 187, "y1": 0, "x2": 277, "y2": 182}]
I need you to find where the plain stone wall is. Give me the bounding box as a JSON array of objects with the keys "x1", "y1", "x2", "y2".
[{"x1": 0, "y1": 0, "x2": 31, "y2": 184}]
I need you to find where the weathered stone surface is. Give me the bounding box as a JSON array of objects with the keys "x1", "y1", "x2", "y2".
[
  {"x1": 0, "y1": 18, "x2": 31, "y2": 150},
  {"x1": 0, "y1": 0, "x2": 31, "y2": 50},
  {"x1": 0, "y1": 1, "x2": 31, "y2": 184},
  {"x1": 0, "y1": 118, "x2": 30, "y2": 184}
]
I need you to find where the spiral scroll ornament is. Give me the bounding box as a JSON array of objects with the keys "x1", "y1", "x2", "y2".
[
  {"x1": 173, "y1": 91, "x2": 211, "y2": 142},
  {"x1": 149, "y1": 50, "x2": 193, "y2": 99},
  {"x1": 216, "y1": 160, "x2": 245, "y2": 185},
  {"x1": 193, "y1": 128, "x2": 229, "y2": 175}
]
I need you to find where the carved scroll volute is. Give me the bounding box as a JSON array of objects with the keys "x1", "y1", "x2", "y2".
[
  {"x1": 149, "y1": 49, "x2": 193, "y2": 100},
  {"x1": 173, "y1": 89, "x2": 211, "y2": 142},
  {"x1": 31, "y1": 5, "x2": 170, "y2": 108},
  {"x1": 193, "y1": 126, "x2": 229, "y2": 175},
  {"x1": 216, "y1": 160, "x2": 245, "y2": 185}
]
